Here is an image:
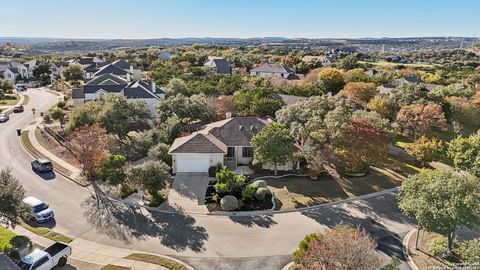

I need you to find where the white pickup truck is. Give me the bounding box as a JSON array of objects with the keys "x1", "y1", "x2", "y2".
[{"x1": 17, "y1": 242, "x2": 71, "y2": 270}]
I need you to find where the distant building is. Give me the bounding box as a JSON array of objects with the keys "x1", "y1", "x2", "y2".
[
  {"x1": 204, "y1": 57, "x2": 232, "y2": 75},
  {"x1": 50, "y1": 61, "x2": 69, "y2": 79},
  {"x1": 250, "y1": 63, "x2": 299, "y2": 80},
  {"x1": 71, "y1": 56, "x2": 107, "y2": 78},
  {"x1": 92, "y1": 59, "x2": 142, "y2": 81},
  {"x1": 301, "y1": 55, "x2": 332, "y2": 66},
  {"x1": 159, "y1": 51, "x2": 173, "y2": 60}
]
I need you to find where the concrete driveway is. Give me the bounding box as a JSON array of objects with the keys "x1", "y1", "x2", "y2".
[{"x1": 161, "y1": 173, "x2": 211, "y2": 214}]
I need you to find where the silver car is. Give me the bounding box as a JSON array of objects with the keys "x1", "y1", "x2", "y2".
[{"x1": 0, "y1": 113, "x2": 9, "y2": 122}]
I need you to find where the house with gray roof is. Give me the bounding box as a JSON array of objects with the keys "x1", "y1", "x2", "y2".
[
  {"x1": 250, "y1": 63, "x2": 299, "y2": 80},
  {"x1": 78, "y1": 73, "x2": 164, "y2": 114},
  {"x1": 204, "y1": 57, "x2": 232, "y2": 75},
  {"x1": 50, "y1": 61, "x2": 69, "y2": 79},
  {"x1": 93, "y1": 60, "x2": 141, "y2": 81},
  {"x1": 3, "y1": 67, "x2": 20, "y2": 83},
  {"x1": 169, "y1": 117, "x2": 299, "y2": 173}
]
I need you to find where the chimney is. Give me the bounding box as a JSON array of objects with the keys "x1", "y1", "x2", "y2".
[
  {"x1": 151, "y1": 81, "x2": 156, "y2": 93},
  {"x1": 225, "y1": 112, "x2": 232, "y2": 119},
  {"x1": 126, "y1": 73, "x2": 131, "y2": 82},
  {"x1": 130, "y1": 65, "x2": 134, "y2": 74}
]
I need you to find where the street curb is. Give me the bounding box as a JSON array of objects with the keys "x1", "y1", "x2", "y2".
[
  {"x1": 282, "y1": 261, "x2": 294, "y2": 270},
  {"x1": 18, "y1": 128, "x2": 89, "y2": 188},
  {"x1": 2, "y1": 93, "x2": 25, "y2": 115},
  {"x1": 403, "y1": 229, "x2": 420, "y2": 270}
]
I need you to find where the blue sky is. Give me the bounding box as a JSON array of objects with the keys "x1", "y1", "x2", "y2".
[{"x1": 1, "y1": 0, "x2": 479, "y2": 39}]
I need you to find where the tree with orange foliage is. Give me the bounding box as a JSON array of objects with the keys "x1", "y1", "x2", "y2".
[
  {"x1": 396, "y1": 103, "x2": 448, "y2": 139},
  {"x1": 342, "y1": 82, "x2": 377, "y2": 104},
  {"x1": 337, "y1": 118, "x2": 388, "y2": 172},
  {"x1": 68, "y1": 124, "x2": 117, "y2": 179}
]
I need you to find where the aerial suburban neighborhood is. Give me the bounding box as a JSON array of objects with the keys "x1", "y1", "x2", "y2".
[{"x1": 1, "y1": 1, "x2": 480, "y2": 270}]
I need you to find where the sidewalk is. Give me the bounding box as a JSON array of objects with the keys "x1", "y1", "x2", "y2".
[
  {"x1": 13, "y1": 226, "x2": 193, "y2": 270},
  {"x1": 23, "y1": 119, "x2": 83, "y2": 180}
]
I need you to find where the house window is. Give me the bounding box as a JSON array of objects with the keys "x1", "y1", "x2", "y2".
[
  {"x1": 226, "y1": 147, "x2": 235, "y2": 158},
  {"x1": 242, "y1": 147, "x2": 253, "y2": 158}
]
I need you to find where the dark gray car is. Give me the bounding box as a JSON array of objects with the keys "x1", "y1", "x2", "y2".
[{"x1": 31, "y1": 158, "x2": 54, "y2": 173}]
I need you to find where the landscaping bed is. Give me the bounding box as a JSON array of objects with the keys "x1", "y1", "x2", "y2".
[
  {"x1": 35, "y1": 128, "x2": 80, "y2": 167},
  {"x1": 407, "y1": 230, "x2": 461, "y2": 269}
]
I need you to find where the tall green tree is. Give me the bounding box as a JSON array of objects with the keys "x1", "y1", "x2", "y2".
[
  {"x1": 63, "y1": 63, "x2": 84, "y2": 83},
  {"x1": 317, "y1": 68, "x2": 345, "y2": 94},
  {"x1": 251, "y1": 123, "x2": 295, "y2": 175},
  {"x1": 156, "y1": 93, "x2": 214, "y2": 124},
  {"x1": 0, "y1": 169, "x2": 29, "y2": 227},
  {"x1": 126, "y1": 160, "x2": 170, "y2": 194},
  {"x1": 398, "y1": 169, "x2": 480, "y2": 249},
  {"x1": 448, "y1": 131, "x2": 480, "y2": 177},
  {"x1": 233, "y1": 87, "x2": 283, "y2": 117}
]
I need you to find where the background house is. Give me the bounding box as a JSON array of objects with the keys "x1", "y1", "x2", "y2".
[
  {"x1": 204, "y1": 57, "x2": 232, "y2": 75},
  {"x1": 301, "y1": 55, "x2": 332, "y2": 66},
  {"x1": 50, "y1": 61, "x2": 69, "y2": 79},
  {"x1": 250, "y1": 63, "x2": 297, "y2": 79}
]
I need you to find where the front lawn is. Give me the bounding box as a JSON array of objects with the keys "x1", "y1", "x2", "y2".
[
  {"x1": 0, "y1": 226, "x2": 16, "y2": 251},
  {"x1": 0, "y1": 94, "x2": 19, "y2": 106},
  {"x1": 265, "y1": 159, "x2": 420, "y2": 210}
]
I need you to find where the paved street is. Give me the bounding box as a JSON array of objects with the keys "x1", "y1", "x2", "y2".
[{"x1": 0, "y1": 88, "x2": 414, "y2": 269}]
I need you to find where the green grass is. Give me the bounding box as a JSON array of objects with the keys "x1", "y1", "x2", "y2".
[
  {"x1": 0, "y1": 94, "x2": 20, "y2": 106},
  {"x1": 100, "y1": 265, "x2": 130, "y2": 270},
  {"x1": 0, "y1": 226, "x2": 17, "y2": 251},
  {"x1": 125, "y1": 253, "x2": 188, "y2": 270},
  {"x1": 21, "y1": 222, "x2": 72, "y2": 243}
]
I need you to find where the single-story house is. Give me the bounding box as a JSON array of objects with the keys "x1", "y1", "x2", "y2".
[
  {"x1": 78, "y1": 73, "x2": 164, "y2": 115},
  {"x1": 377, "y1": 83, "x2": 397, "y2": 95},
  {"x1": 250, "y1": 63, "x2": 299, "y2": 80},
  {"x1": 393, "y1": 74, "x2": 423, "y2": 86},
  {"x1": 301, "y1": 55, "x2": 332, "y2": 66},
  {"x1": 272, "y1": 93, "x2": 307, "y2": 105},
  {"x1": 204, "y1": 57, "x2": 232, "y2": 75},
  {"x1": 168, "y1": 117, "x2": 299, "y2": 173}
]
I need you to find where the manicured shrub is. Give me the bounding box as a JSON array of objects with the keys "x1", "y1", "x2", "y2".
[
  {"x1": 214, "y1": 182, "x2": 229, "y2": 194},
  {"x1": 208, "y1": 165, "x2": 219, "y2": 177},
  {"x1": 241, "y1": 184, "x2": 257, "y2": 201},
  {"x1": 252, "y1": 180, "x2": 267, "y2": 188},
  {"x1": 255, "y1": 187, "x2": 269, "y2": 201},
  {"x1": 57, "y1": 100, "x2": 66, "y2": 109},
  {"x1": 220, "y1": 195, "x2": 238, "y2": 211},
  {"x1": 429, "y1": 237, "x2": 449, "y2": 257},
  {"x1": 459, "y1": 238, "x2": 480, "y2": 264},
  {"x1": 148, "y1": 191, "x2": 166, "y2": 207}
]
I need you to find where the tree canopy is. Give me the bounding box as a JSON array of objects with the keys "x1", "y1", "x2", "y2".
[{"x1": 0, "y1": 168, "x2": 28, "y2": 227}]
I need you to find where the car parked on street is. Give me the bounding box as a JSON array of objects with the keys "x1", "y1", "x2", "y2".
[
  {"x1": 22, "y1": 196, "x2": 54, "y2": 223},
  {"x1": 15, "y1": 84, "x2": 27, "y2": 91},
  {"x1": 31, "y1": 158, "x2": 53, "y2": 173},
  {"x1": 0, "y1": 113, "x2": 9, "y2": 122},
  {"x1": 17, "y1": 242, "x2": 71, "y2": 270},
  {"x1": 13, "y1": 105, "x2": 24, "y2": 113}
]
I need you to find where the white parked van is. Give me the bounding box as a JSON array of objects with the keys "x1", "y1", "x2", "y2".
[{"x1": 22, "y1": 196, "x2": 54, "y2": 223}]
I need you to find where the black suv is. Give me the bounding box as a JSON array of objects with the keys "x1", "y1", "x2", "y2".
[{"x1": 13, "y1": 105, "x2": 24, "y2": 113}]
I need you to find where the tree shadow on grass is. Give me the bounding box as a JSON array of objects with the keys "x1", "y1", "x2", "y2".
[
  {"x1": 229, "y1": 215, "x2": 278, "y2": 228},
  {"x1": 81, "y1": 183, "x2": 209, "y2": 253}
]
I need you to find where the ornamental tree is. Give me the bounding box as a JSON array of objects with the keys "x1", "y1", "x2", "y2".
[
  {"x1": 68, "y1": 124, "x2": 117, "y2": 179},
  {"x1": 405, "y1": 136, "x2": 445, "y2": 166},
  {"x1": 396, "y1": 103, "x2": 447, "y2": 139},
  {"x1": 367, "y1": 95, "x2": 394, "y2": 119},
  {"x1": 251, "y1": 123, "x2": 295, "y2": 175},
  {"x1": 337, "y1": 118, "x2": 388, "y2": 172},
  {"x1": 63, "y1": 63, "x2": 84, "y2": 83},
  {"x1": 0, "y1": 169, "x2": 29, "y2": 228},
  {"x1": 293, "y1": 226, "x2": 380, "y2": 270},
  {"x1": 398, "y1": 169, "x2": 480, "y2": 249},
  {"x1": 317, "y1": 67, "x2": 345, "y2": 94},
  {"x1": 448, "y1": 131, "x2": 480, "y2": 177},
  {"x1": 342, "y1": 82, "x2": 377, "y2": 104}
]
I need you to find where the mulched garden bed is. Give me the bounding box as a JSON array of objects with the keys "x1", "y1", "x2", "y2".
[{"x1": 206, "y1": 193, "x2": 274, "y2": 212}]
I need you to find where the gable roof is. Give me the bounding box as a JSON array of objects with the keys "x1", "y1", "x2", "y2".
[
  {"x1": 123, "y1": 80, "x2": 164, "y2": 99},
  {"x1": 52, "y1": 61, "x2": 69, "y2": 68},
  {"x1": 6, "y1": 67, "x2": 19, "y2": 74},
  {"x1": 93, "y1": 63, "x2": 129, "y2": 77},
  {"x1": 0, "y1": 61, "x2": 20, "y2": 72},
  {"x1": 169, "y1": 133, "x2": 227, "y2": 154},
  {"x1": 250, "y1": 63, "x2": 294, "y2": 74},
  {"x1": 205, "y1": 58, "x2": 231, "y2": 74},
  {"x1": 112, "y1": 59, "x2": 131, "y2": 70},
  {"x1": 85, "y1": 73, "x2": 127, "y2": 86},
  {"x1": 169, "y1": 117, "x2": 268, "y2": 154},
  {"x1": 272, "y1": 93, "x2": 307, "y2": 105}
]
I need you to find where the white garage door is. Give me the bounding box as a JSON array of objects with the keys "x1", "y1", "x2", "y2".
[{"x1": 176, "y1": 155, "x2": 210, "y2": 173}]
